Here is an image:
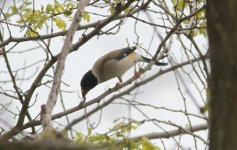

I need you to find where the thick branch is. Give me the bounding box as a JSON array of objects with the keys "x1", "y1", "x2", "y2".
[
  {"x1": 125, "y1": 123, "x2": 207, "y2": 142},
  {"x1": 41, "y1": 0, "x2": 90, "y2": 130}
]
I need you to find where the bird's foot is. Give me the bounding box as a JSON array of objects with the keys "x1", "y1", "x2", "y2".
[
  {"x1": 79, "y1": 101, "x2": 85, "y2": 107},
  {"x1": 134, "y1": 64, "x2": 142, "y2": 79},
  {"x1": 82, "y1": 97, "x2": 86, "y2": 103},
  {"x1": 134, "y1": 70, "x2": 141, "y2": 79},
  {"x1": 114, "y1": 82, "x2": 122, "y2": 91},
  {"x1": 78, "y1": 97, "x2": 86, "y2": 106}
]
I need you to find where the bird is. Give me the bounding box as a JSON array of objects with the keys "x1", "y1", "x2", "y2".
[{"x1": 80, "y1": 46, "x2": 167, "y2": 100}]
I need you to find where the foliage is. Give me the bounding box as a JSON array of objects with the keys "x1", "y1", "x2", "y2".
[
  {"x1": 171, "y1": 0, "x2": 207, "y2": 37},
  {"x1": 74, "y1": 118, "x2": 160, "y2": 150},
  {"x1": 6, "y1": 0, "x2": 90, "y2": 36}
]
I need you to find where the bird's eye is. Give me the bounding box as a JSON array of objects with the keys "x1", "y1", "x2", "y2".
[{"x1": 123, "y1": 54, "x2": 127, "y2": 56}]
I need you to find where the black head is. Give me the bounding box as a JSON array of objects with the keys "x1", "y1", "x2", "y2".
[{"x1": 80, "y1": 70, "x2": 98, "y2": 99}]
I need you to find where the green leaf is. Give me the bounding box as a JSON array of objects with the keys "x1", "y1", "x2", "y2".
[
  {"x1": 124, "y1": 7, "x2": 131, "y2": 13},
  {"x1": 182, "y1": 20, "x2": 190, "y2": 25},
  {"x1": 37, "y1": 15, "x2": 47, "y2": 29},
  {"x1": 171, "y1": 0, "x2": 177, "y2": 5},
  {"x1": 199, "y1": 20, "x2": 207, "y2": 37},
  {"x1": 177, "y1": 0, "x2": 185, "y2": 10},
  {"x1": 26, "y1": 29, "x2": 37, "y2": 37},
  {"x1": 172, "y1": 0, "x2": 188, "y2": 11},
  {"x1": 191, "y1": 29, "x2": 199, "y2": 37},
  {"x1": 74, "y1": 132, "x2": 84, "y2": 144},
  {"x1": 140, "y1": 137, "x2": 161, "y2": 150},
  {"x1": 111, "y1": 122, "x2": 125, "y2": 131},
  {"x1": 195, "y1": 9, "x2": 205, "y2": 19},
  {"x1": 64, "y1": 9, "x2": 72, "y2": 16},
  {"x1": 128, "y1": 118, "x2": 138, "y2": 123},
  {"x1": 199, "y1": 28, "x2": 206, "y2": 37},
  {"x1": 46, "y1": 4, "x2": 53, "y2": 13},
  {"x1": 109, "y1": 6, "x2": 115, "y2": 14},
  {"x1": 83, "y1": 11, "x2": 90, "y2": 22},
  {"x1": 54, "y1": 17, "x2": 66, "y2": 30},
  {"x1": 10, "y1": 6, "x2": 17, "y2": 13},
  {"x1": 88, "y1": 128, "x2": 92, "y2": 136},
  {"x1": 88, "y1": 134, "x2": 107, "y2": 143},
  {"x1": 54, "y1": 2, "x2": 64, "y2": 13},
  {"x1": 65, "y1": 1, "x2": 76, "y2": 9}
]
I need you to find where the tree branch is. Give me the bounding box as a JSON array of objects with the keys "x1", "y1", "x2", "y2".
[
  {"x1": 41, "y1": 0, "x2": 90, "y2": 130},
  {"x1": 0, "y1": 1, "x2": 147, "y2": 49},
  {"x1": 123, "y1": 123, "x2": 208, "y2": 142}
]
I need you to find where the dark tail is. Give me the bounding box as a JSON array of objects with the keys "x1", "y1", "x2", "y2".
[{"x1": 141, "y1": 56, "x2": 168, "y2": 66}]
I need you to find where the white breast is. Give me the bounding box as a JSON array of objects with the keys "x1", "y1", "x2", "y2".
[{"x1": 101, "y1": 52, "x2": 142, "y2": 82}]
